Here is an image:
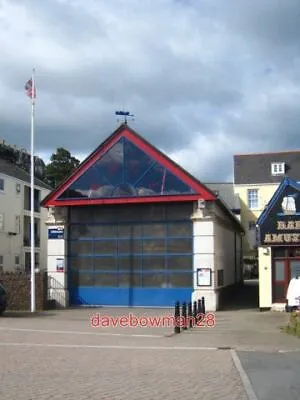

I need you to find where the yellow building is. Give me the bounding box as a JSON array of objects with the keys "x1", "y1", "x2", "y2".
[
  {"x1": 233, "y1": 151, "x2": 300, "y2": 260},
  {"x1": 233, "y1": 151, "x2": 300, "y2": 310}
]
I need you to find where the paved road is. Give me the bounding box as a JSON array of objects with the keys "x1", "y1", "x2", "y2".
[
  {"x1": 238, "y1": 351, "x2": 300, "y2": 400},
  {"x1": 1, "y1": 307, "x2": 300, "y2": 399},
  {"x1": 0, "y1": 308, "x2": 248, "y2": 400}
]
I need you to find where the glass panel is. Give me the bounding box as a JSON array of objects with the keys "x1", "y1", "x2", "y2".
[
  {"x1": 290, "y1": 261, "x2": 300, "y2": 279},
  {"x1": 69, "y1": 257, "x2": 93, "y2": 271},
  {"x1": 118, "y1": 239, "x2": 142, "y2": 254},
  {"x1": 168, "y1": 222, "x2": 192, "y2": 237},
  {"x1": 143, "y1": 239, "x2": 166, "y2": 254},
  {"x1": 86, "y1": 225, "x2": 116, "y2": 238},
  {"x1": 118, "y1": 273, "x2": 142, "y2": 287},
  {"x1": 143, "y1": 256, "x2": 166, "y2": 270},
  {"x1": 273, "y1": 247, "x2": 286, "y2": 258},
  {"x1": 142, "y1": 223, "x2": 166, "y2": 238},
  {"x1": 166, "y1": 203, "x2": 193, "y2": 220},
  {"x1": 287, "y1": 247, "x2": 300, "y2": 258},
  {"x1": 93, "y1": 240, "x2": 117, "y2": 255},
  {"x1": 69, "y1": 241, "x2": 93, "y2": 255},
  {"x1": 94, "y1": 273, "x2": 118, "y2": 286},
  {"x1": 118, "y1": 224, "x2": 142, "y2": 238},
  {"x1": 167, "y1": 238, "x2": 192, "y2": 253},
  {"x1": 143, "y1": 204, "x2": 166, "y2": 221},
  {"x1": 118, "y1": 256, "x2": 142, "y2": 270},
  {"x1": 167, "y1": 273, "x2": 193, "y2": 287},
  {"x1": 167, "y1": 256, "x2": 192, "y2": 271},
  {"x1": 58, "y1": 137, "x2": 195, "y2": 200},
  {"x1": 93, "y1": 257, "x2": 117, "y2": 271},
  {"x1": 273, "y1": 284, "x2": 285, "y2": 301},
  {"x1": 72, "y1": 272, "x2": 95, "y2": 286},
  {"x1": 275, "y1": 261, "x2": 285, "y2": 281},
  {"x1": 142, "y1": 272, "x2": 167, "y2": 287}
]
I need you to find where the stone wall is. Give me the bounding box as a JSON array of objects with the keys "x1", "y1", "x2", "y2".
[{"x1": 0, "y1": 271, "x2": 48, "y2": 311}]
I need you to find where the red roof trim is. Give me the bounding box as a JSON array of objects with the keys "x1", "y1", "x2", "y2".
[
  {"x1": 50, "y1": 194, "x2": 201, "y2": 207},
  {"x1": 42, "y1": 124, "x2": 216, "y2": 207}
]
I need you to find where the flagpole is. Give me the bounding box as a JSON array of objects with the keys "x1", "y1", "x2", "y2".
[{"x1": 30, "y1": 68, "x2": 36, "y2": 313}]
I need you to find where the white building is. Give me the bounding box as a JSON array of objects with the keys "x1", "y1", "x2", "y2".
[
  {"x1": 0, "y1": 158, "x2": 52, "y2": 272},
  {"x1": 41, "y1": 123, "x2": 244, "y2": 311}
]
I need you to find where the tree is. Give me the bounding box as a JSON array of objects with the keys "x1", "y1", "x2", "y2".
[
  {"x1": 0, "y1": 143, "x2": 18, "y2": 163},
  {"x1": 45, "y1": 148, "x2": 80, "y2": 188}
]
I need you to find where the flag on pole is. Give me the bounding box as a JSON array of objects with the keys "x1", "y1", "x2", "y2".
[{"x1": 25, "y1": 78, "x2": 36, "y2": 99}]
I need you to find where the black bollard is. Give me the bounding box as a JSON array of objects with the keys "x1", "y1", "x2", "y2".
[
  {"x1": 193, "y1": 300, "x2": 197, "y2": 325},
  {"x1": 182, "y1": 302, "x2": 187, "y2": 330},
  {"x1": 174, "y1": 301, "x2": 180, "y2": 334},
  {"x1": 201, "y1": 296, "x2": 206, "y2": 315},
  {"x1": 197, "y1": 299, "x2": 202, "y2": 321},
  {"x1": 188, "y1": 302, "x2": 193, "y2": 328}
]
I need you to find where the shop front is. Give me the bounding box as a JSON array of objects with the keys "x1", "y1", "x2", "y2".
[{"x1": 257, "y1": 177, "x2": 300, "y2": 310}]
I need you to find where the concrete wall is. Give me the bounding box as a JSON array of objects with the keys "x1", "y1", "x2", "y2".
[
  {"x1": 0, "y1": 171, "x2": 50, "y2": 271},
  {"x1": 192, "y1": 201, "x2": 243, "y2": 312},
  {"x1": 258, "y1": 246, "x2": 272, "y2": 309}
]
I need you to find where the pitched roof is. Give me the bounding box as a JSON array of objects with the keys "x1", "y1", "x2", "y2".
[
  {"x1": 41, "y1": 123, "x2": 217, "y2": 207},
  {"x1": 256, "y1": 177, "x2": 300, "y2": 226},
  {"x1": 234, "y1": 151, "x2": 300, "y2": 184},
  {"x1": 0, "y1": 158, "x2": 52, "y2": 190}
]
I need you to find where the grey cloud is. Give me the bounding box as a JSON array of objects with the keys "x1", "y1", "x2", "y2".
[{"x1": 0, "y1": 0, "x2": 300, "y2": 181}]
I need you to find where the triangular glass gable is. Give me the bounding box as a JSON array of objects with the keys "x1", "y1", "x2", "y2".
[
  {"x1": 58, "y1": 137, "x2": 195, "y2": 200},
  {"x1": 258, "y1": 179, "x2": 300, "y2": 246}
]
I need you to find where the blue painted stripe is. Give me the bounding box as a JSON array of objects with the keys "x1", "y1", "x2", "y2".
[{"x1": 69, "y1": 287, "x2": 193, "y2": 307}]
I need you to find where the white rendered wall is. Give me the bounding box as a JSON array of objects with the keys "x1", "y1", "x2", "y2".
[
  {"x1": 46, "y1": 219, "x2": 68, "y2": 307},
  {"x1": 192, "y1": 215, "x2": 218, "y2": 311}
]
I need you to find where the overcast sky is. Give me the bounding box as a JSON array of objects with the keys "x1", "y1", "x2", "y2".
[{"x1": 1, "y1": 0, "x2": 300, "y2": 182}]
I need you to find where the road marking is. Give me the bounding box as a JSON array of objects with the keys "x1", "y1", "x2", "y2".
[
  {"x1": 230, "y1": 349, "x2": 259, "y2": 400},
  {"x1": 0, "y1": 342, "x2": 218, "y2": 351},
  {"x1": 0, "y1": 327, "x2": 163, "y2": 338}
]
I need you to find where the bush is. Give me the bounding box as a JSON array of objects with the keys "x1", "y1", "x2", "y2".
[{"x1": 285, "y1": 310, "x2": 300, "y2": 337}]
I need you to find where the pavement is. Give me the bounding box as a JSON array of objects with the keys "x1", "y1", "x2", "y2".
[
  {"x1": 0, "y1": 281, "x2": 300, "y2": 399},
  {"x1": 0, "y1": 308, "x2": 248, "y2": 400}
]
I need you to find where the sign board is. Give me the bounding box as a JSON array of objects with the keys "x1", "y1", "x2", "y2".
[
  {"x1": 56, "y1": 258, "x2": 64, "y2": 272},
  {"x1": 48, "y1": 227, "x2": 64, "y2": 240},
  {"x1": 258, "y1": 183, "x2": 300, "y2": 246},
  {"x1": 196, "y1": 268, "x2": 211, "y2": 286}
]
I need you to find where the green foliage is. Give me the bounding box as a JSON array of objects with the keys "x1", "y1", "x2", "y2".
[
  {"x1": 45, "y1": 147, "x2": 80, "y2": 188},
  {"x1": 284, "y1": 311, "x2": 300, "y2": 338},
  {"x1": 0, "y1": 144, "x2": 18, "y2": 163}
]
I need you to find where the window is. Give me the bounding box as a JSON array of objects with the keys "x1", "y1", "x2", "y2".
[
  {"x1": 247, "y1": 189, "x2": 259, "y2": 209},
  {"x1": 271, "y1": 162, "x2": 285, "y2": 176},
  {"x1": 217, "y1": 270, "x2": 224, "y2": 286},
  {"x1": 248, "y1": 221, "x2": 256, "y2": 230},
  {"x1": 15, "y1": 255, "x2": 20, "y2": 266},
  {"x1": 0, "y1": 255, "x2": 3, "y2": 267},
  {"x1": 0, "y1": 178, "x2": 4, "y2": 191},
  {"x1": 0, "y1": 213, "x2": 4, "y2": 230},
  {"x1": 15, "y1": 216, "x2": 20, "y2": 234},
  {"x1": 58, "y1": 136, "x2": 195, "y2": 200},
  {"x1": 16, "y1": 183, "x2": 21, "y2": 194}
]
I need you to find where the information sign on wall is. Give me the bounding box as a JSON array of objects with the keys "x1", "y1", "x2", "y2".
[
  {"x1": 48, "y1": 227, "x2": 64, "y2": 240},
  {"x1": 196, "y1": 268, "x2": 212, "y2": 286}
]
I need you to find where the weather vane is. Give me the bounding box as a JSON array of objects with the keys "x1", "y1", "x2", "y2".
[{"x1": 115, "y1": 110, "x2": 135, "y2": 124}]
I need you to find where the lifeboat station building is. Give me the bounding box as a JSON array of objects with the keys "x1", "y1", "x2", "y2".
[
  {"x1": 257, "y1": 177, "x2": 300, "y2": 311},
  {"x1": 41, "y1": 124, "x2": 244, "y2": 311}
]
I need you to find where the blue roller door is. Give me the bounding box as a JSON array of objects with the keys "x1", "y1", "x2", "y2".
[{"x1": 68, "y1": 205, "x2": 193, "y2": 307}]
